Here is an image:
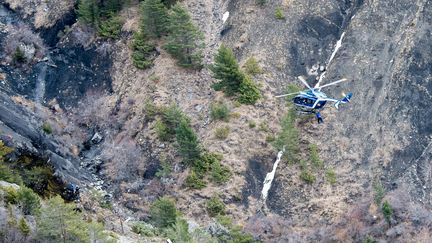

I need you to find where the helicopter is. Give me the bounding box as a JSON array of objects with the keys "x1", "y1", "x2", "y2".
[{"x1": 275, "y1": 76, "x2": 352, "y2": 123}]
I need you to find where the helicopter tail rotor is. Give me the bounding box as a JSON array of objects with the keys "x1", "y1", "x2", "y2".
[{"x1": 334, "y1": 92, "x2": 352, "y2": 109}]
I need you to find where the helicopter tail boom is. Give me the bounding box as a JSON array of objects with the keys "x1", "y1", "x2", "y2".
[{"x1": 334, "y1": 92, "x2": 352, "y2": 109}]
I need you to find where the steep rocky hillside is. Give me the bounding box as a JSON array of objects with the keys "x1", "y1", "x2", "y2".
[{"x1": 0, "y1": 0, "x2": 431, "y2": 242}]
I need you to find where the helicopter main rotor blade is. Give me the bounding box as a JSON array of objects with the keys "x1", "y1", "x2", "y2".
[
  {"x1": 318, "y1": 78, "x2": 348, "y2": 90},
  {"x1": 275, "y1": 91, "x2": 301, "y2": 98},
  {"x1": 298, "y1": 76, "x2": 312, "y2": 90},
  {"x1": 318, "y1": 98, "x2": 339, "y2": 102}
]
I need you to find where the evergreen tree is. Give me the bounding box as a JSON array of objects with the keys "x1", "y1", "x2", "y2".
[
  {"x1": 149, "y1": 197, "x2": 177, "y2": 228},
  {"x1": 140, "y1": 0, "x2": 169, "y2": 38},
  {"x1": 37, "y1": 196, "x2": 90, "y2": 242},
  {"x1": 98, "y1": 14, "x2": 123, "y2": 39},
  {"x1": 210, "y1": 45, "x2": 245, "y2": 96},
  {"x1": 237, "y1": 75, "x2": 261, "y2": 104},
  {"x1": 175, "y1": 119, "x2": 201, "y2": 165},
  {"x1": 164, "y1": 3, "x2": 204, "y2": 69},
  {"x1": 164, "y1": 219, "x2": 191, "y2": 242},
  {"x1": 101, "y1": 0, "x2": 123, "y2": 16},
  {"x1": 77, "y1": 0, "x2": 100, "y2": 26},
  {"x1": 131, "y1": 31, "x2": 156, "y2": 69}
]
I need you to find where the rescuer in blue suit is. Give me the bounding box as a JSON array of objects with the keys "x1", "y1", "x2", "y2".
[{"x1": 315, "y1": 111, "x2": 323, "y2": 124}]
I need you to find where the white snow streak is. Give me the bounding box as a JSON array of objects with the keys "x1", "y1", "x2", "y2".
[
  {"x1": 222, "y1": 11, "x2": 229, "y2": 23},
  {"x1": 261, "y1": 147, "x2": 285, "y2": 202}
]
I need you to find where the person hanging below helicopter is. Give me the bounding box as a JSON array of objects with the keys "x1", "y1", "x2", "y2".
[{"x1": 315, "y1": 111, "x2": 323, "y2": 124}]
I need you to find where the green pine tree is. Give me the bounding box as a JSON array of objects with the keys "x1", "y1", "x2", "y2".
[
  {"x1": 210, "y1": 45, "x2": 245, "y2": 96},
  {"x1": 37, "y1": 196, "x2": 90, "y2": 242},
  {"x1": 131, "y1": 31, "x2": 156, "y2": 69},
  {"x1": 164, "y1": 218, "x2": 191, "y2": 242},
  {"x1": 77, "y1": 0, "x2": 100, "y2": 26},
  {"x1": 149, "y1": 197, "x2": 177, "y2": 228},
  {"x1": 98, "y1": 14, "x2": 123, "y2": 39},
  {"x1": 101, "y1": 0, "x2": 123, "y2": 16},
  {"x1": 140, "y1": 0, "x2": 169, "y2": 38},
  {"x1": 237, "y1": 75, "x2": 261, "y2": 104},
  {"x1": 175, "y1": 119, "x2": 201, "y2": 165},
  {"x1": 164, "y1": 3, "x2": 204, "y2": 69}
]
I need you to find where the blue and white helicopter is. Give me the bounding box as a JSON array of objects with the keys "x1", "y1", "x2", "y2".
[{"x1": 276, "y1": 76, "x2": 352, "y2": 123}]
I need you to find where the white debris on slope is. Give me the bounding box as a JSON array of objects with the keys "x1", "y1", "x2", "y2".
[
  {"x1": 316, "y1": 32, "x2": 346, "y2": 87},
  {"x1": 222, "y1": 11, "x2": 229, "y2": 23},
  {"x1": 261, "y1": 147, "x2": 285, "y2": 202}
]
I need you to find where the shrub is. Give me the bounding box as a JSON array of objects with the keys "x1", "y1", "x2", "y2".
[
  {"x1": 373, "y1": 181, "x2": 385, "y2": 205},
  {"x1": 210, "y1": 160, "x2": 231, "y2": 184},
  {"x1": 161, "y1": 104, "x2": 187, "y2": 139},
  {"x1": 210, "y1": 102, "x2": 230, "y2": 121},
  {"x1": 258, "y1": 121, "x2": 269, "y2": 132},
  {"x1": 17, "y1": 186, "x2": 41, "y2": 215},
  {"x1": 98, "y1": 15, "x2": 123, "y2": 39},
  {"x1": 265, "y1": 135, "x2": 275, "y2": 143},
  {"x1": 0, "y1": 162, "x2": 23, "y2": 185},
  {"x1": 132, "y1": 222, "x2": 156, "y2": 236},
  {"x1": 243, "y1": 57, "x2": 262, "y2": 76},
  {"x1": 149, "y1": 197, "x2": 177, "y2": 228},
  {"x1": 163, "y1": 218, "x2": 191, "y2": 242},
  {"x1": 300, "y1": 170, "x2": 316, "y2": 184},
  {"x1": 41, "y1": 122, "x2": 52, "y2": 134},
  {"x1": 230, "y1": 112, "x2": 241, "y2": 119},
  {"x1": 382, "y1": 201, "x2": 392, "y2": 225},
  {"x1": 248, "y1": 121, "x2": 256, "y2": 128},
  {"x1": 309, "y1": 144, "x2": 323, "y2": 168},
  {"x1": 3, "y1": 186, "x2": 18, "y2": 204},
  {"x1": 22, "y1": 166, "x2": 56, "y2": 197},
  {"x1": 156, "y1": 155, "x2": 172, "y2": 178},
  {"x1": 191, "y1": 153, "x2": 214, "y2": 177},
  {"x1": 18, "y1": 218, "x2": 31, "y2": 237},
  {"x1": 274, "y1": 7, "x2": 285, "y2": 20},
  {"x1": 13, "y1": 47, "x2": 26, "y2": 63},
  {"x1": 363, "y1": 236, "x2": 378, "y2": 243},
  {"x1": 37, "y1": 196, "x2": 97, "y2": 242},
  {"x1": 155, "y1": 119, "x2": 170, "y2": 141},
  {"x1": 0, "y1": 140, "x2": 14, "y2": 159},
  {"x1": 215, "y1": 215, "x2": 255, "y2": 242},
  {"x1": 143, "y1": 99, "x2": 159, "y2": 120},
  {"x1": 214, "y1": 126, "x2": 230, "y2": 140},
  {"x1": 325, "y1": 168, "x2": 336, "y2": 185},
  {"x1": 237, "y1": 75, "x2": 261, "y2": 105},
  {"x1": 184, "y1": 170, "x2": 206, "y2": 189},
  {"x1": 206, "y1": 195, "x2": 225, "y2": 217}
]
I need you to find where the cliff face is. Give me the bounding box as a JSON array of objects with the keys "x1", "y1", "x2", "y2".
[
  {"x1": 0, "y1": 2, "x2": 108, "y2": 186},
  {"x1": 1, "y1": 0, "x2": 432, "y2": 241},
  {"x1": 221, "y1": 0, "x2": 432, "y2": 239}
]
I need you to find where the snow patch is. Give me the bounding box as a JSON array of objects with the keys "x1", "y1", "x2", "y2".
[
  {"x1": 261, "y1": 147, "x2": 285, "y2": 202},
  {"x1": 222, "y1": 11, "x2": 229, "y2": 23}
]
